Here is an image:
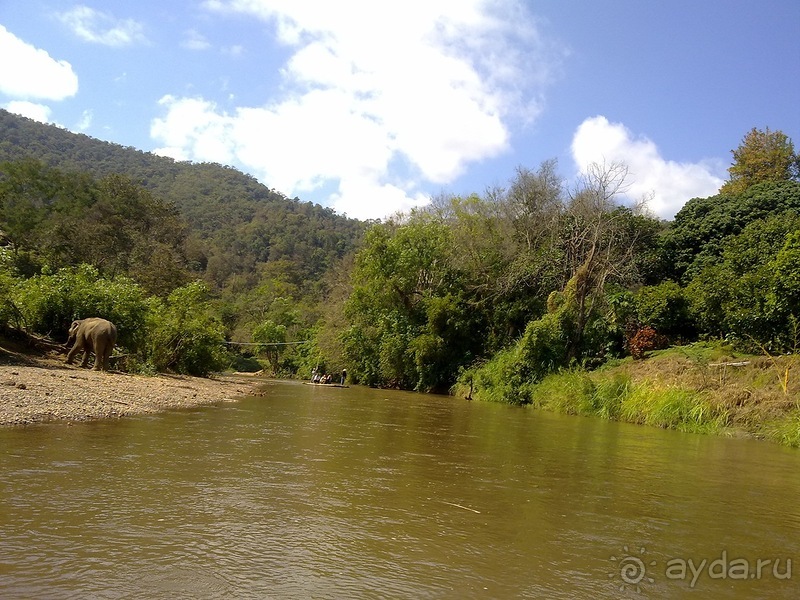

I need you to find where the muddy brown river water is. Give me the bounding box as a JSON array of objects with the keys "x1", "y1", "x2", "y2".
[{"x1": 1, "y1": 380, "x2": 798, "y2": 598}]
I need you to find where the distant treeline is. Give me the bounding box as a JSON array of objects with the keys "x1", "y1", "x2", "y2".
[
  {"x1": 335, "y1": 128, "x2": 800, "y2": 399},
  {"x1": 1, "y1": 110, "x2": 798, "y2": 396},
  {"x1": 0, "y1": 109, "x2": 364, "y2": 375}
]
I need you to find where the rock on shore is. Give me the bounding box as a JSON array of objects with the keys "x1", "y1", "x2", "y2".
[{"x1": 0, "y1": 355, "x2": 260, "y2": 426}]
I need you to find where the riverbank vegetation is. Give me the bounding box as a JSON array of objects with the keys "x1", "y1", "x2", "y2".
[
  {"x1": 1, "y1": 111, "x2": 799, "y2": 444},
  {"x1": 473, "y1": 343, "x2": 800, "y2": 446}
]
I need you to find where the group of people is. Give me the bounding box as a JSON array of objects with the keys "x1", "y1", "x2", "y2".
[{"x1": 311, "y1": 367, "x2": 347, "y2": 385}]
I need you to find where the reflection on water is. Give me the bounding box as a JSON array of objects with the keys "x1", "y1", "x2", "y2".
[{"x1": 1, "y1": 380, "x2": 798, "y2": 598}]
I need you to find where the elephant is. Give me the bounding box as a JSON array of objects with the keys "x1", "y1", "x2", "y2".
[{"x1": 66, "y1": 318, "x2": 118, "y2": 371}]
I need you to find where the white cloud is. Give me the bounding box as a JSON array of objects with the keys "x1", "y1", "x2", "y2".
[
  {"x1": 152, "y1": 0, "x2": 562, "y2": 219},
  {"x1": 571, "y1": 116, "x2": 725, "y2": 219},
  {"x1": 182, "y1": 29, "x2": 211, "y2": 51},
  {"x1": 58, "y1": 5, "x2": 148, "y2": 47},
  {"x1": 223, "y1": 45, "x2": 244, "y2": 57},
  {"x1": 3, "y1": 100, "x2": 54, "y2": 124},
  {"x1": 0, "y1": 25, "x2": 78, "y2": 100},
  {"x1": 76, "y1": 109, "x2": 93, "y2": 131},
  {"x1": 151, "y1": 96, "x2": 237, "y2": 164}
]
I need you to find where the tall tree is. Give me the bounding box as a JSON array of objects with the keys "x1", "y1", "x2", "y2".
[
  {"x1": 560, "y1": 162, "x2": 652, "y2": 358},
  {"x1": 720, "y1": 127, "x2": 799, "y2": 195},
  {"x1": 342, "y1": 219, "x2": 480, "y2": 391},
  {"x1": 661, "y1": 180, "x2": 800, "y2": 283}
]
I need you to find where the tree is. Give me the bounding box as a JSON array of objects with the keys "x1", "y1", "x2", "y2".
[
  {"x1": 720, "y1": 127, "x2": 799, "y2": 196},
  {"x1": 686, "y1": 212, "x2": 800, "y2": 351},
  {"x1": 144, "y1": 281, "x2": 227, "y2": 376},
  {"x1": 634, "y1": 281, "x2": 694, "y2": 340},
  {"x1": 253, "y1": 319, "x2": 287, "y2": 374},
  {"x1": 505, "y1": 159, "x2": 563, "y2": 253},
  {"x1": 342, "y1": 219, "x2": 480, "y2": 391},
  {"x1": 0, "y1": 159, "x2": 95, "y2": 275},
  {"x1": 661, "y1": 180, "x2": 800, "y2": 283},
  {"x1": 559, "y1": 161, "x2": 653, "y2": 359},
  {"x1": 422, "y1": 161, "x2": 567, "y2": 348}
]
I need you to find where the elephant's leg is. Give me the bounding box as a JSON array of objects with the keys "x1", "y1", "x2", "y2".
[
  {"x1": 102, "y1": 346, "x2": 113, "y2": 371},
  {"x1": 93, "y1": 343, "x2": 108, "y2": 371},
  {"x1": 66, "y1": 343, "x2": 81, "y2": 365},
  {"x1": 81, "y1": 346, "x2": 91, "y2": 368}
]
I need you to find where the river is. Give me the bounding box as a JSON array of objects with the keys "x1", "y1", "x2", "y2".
[{"x1": 1, "y1": 380, "x2": 798, "y2": 598}]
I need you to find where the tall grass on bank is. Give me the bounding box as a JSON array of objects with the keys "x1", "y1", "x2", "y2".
[
  {"x1": 758, "y1": 411, "x2": 800, "y2": 447},
  {"x1": 454, "y1": 342, "x2": 800, "y2": 446},
  {"x1": 529, "y1": 370, "x2": 729, "y2": 436}
]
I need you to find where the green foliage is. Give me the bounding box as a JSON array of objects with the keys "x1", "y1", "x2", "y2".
[
  {"x1": 4, "y1": 111, "x2": 800, "y2": 405},
  {"x1": 516, "y1": 311, "x2": 571, "y2": 381},
  {"x1": 528, "y1": 370, "x2": 596, "y2": 414},
  {"x1": 466, "y1": 347, "x2": 528, "y2": 404},
  {"x1": 0, "y1": 110, "x2": 365, "y2": 349},
  {"x1": 252, "y1": 319, "x2": 287, "y2": 374},
  {"x1": 686, "y1": 212, "x2": 800, "y2": 351},
  {"x1": 772, "y1": 229, "x2": 800, "y2": 321},
  {"x1": 661, "y1": 180, "x2": 800, "y2": 282},
  {"x1": 589, "y1": 372, "x2": 630, "y2": 419},
  {"x1": 759, "y1": 411, "x2": 800, "y2": 448},
  {"x1": 341, "y1": 323, "x2": 382, "y2": 386},
  {"x1": 11, "y1": 264, "x2": 148, "y2": 348},
  {"x1": 0, "y1": 159, "x2": 190, "y2": 293},
  {"x1": 0, "y1": 258, "x2": 19, "y2": 327},
  {"x1": 3, "y1": 263, "x2": 228, "y2": 376},
  {"x1": 143, "y1": 281, "x2": 228, "y2": 376},
  {"x1": 253, "y1": 320, "x2": 287, "y2": 345},
  {"x1": 529, "y1": 367, "x2": 727, "y2": 435},
  {"x1": 720, "y1": 127, "x2": 799, "y2": 196},
  {"x1": 343, "y1": 219, "x2": 481, "y2": 391},
  {"x1": 634, "y1": 281, "x2": 694, "y2": 339},
  {"x1": 459, "y1": 281, "x2": 577, "y2": 404}
]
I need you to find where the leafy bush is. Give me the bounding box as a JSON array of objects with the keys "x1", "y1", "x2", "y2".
[
  {"x1": 627, "y1": 326, "x2": 669, "y2": 360},
  {"x1": 516, "y1": 311, "x2": 570, "y2": 381},
  {"x1": 662, "y1": 180, "x2": 800, "y2": 282},
  {"x1": 686, "y1": 212, "x2": 800, "y2": 352},
  {"x1": 466, "y1": 347, "x2": 529, "y2": 404},
  {"x1": 458, "y1": 290, "x2": 574, "y2": 404},
  {"x1": 11, "y1": 264, "x2": 148, "y2": 348},
  {"x1": 635, "y1": 281, "x2": 694, "y2": 339},
  {"x1": 143, "y1": 281, "x2": 228, "y2": 376},
  {"x1": 0, "y1": 254, "x2": 21, "y2": 329}
]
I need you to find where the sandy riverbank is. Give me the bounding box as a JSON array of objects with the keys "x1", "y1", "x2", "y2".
[{"x1": 0, "y1": 351, "x2": 262, "y2": 426}]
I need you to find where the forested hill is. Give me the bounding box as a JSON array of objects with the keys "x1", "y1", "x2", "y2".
[{"x1": 0, "y1": 108, "x2": 367, "y2": 292}]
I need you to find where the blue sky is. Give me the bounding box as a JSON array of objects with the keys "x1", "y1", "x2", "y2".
[{"x1": 1, "y1": 1, "x2": 798, "y2": 220}]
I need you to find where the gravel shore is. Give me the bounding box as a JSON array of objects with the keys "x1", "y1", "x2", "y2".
[{"x1": 0, "y1": 352, "x2": 262, "y2": 426}]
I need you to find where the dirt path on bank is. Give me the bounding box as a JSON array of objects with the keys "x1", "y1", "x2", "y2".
[{"x1": 0, "y1": 351, "x2": 262, "y2": 426}]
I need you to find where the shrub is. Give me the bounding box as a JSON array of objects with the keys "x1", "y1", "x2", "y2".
[
  {"x1": 627, "y1": 326, "x2": 668, "y2": 360},
  {"x1": 144, "y1": 281, "x2": 228, "y2": 376},
  {"x1": 11, "y1": 264, "x2": 148, "y2": 349},
  {"x1": 635, "y1": 281, "x2": 694, "y2": 339}
]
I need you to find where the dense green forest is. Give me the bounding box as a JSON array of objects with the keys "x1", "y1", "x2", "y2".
[
  {"x1": 1, "y1": 109, "x2": 799, "y2": 411},
  {"x1": 338, "y1": 128, "x2": 799, "y2": 399},
  {"x1": 0, "y1": 109, "x2": 365, "y2": 375}
]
